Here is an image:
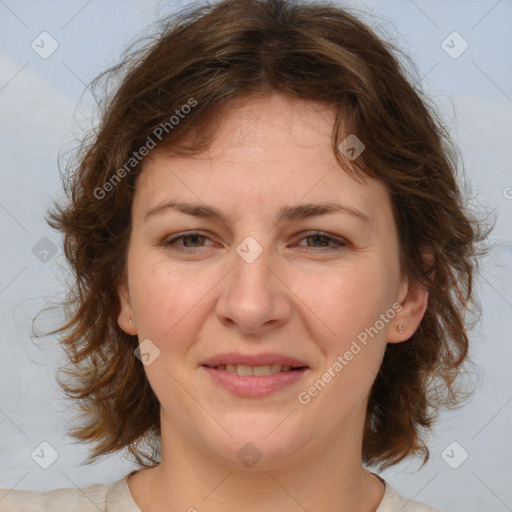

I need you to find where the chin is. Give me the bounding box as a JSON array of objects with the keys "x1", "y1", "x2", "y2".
[{"x1": 201, "y1": 413, "x2": 312, "y2": 470}]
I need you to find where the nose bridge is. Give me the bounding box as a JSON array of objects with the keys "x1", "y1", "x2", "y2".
[
  {"x1": 233, "y1": 235, "x2": 271, "y2": 290},
  {"x1": 215, "y1": 234, "x2": 291, "y2": 333},
  {"x1": 230, "y1": 234, "x2": 276, "y2": 306}
]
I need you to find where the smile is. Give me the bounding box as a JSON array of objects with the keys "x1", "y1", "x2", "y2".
[
  {"x1": 201, "y1": 364, "x2": 309, "y2": 398},
  {"x1": 208, "y1": 364, "x2": 301, "y2": 375}
]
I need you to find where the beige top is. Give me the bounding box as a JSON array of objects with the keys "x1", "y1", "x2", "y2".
[{"x1": 0, "y1": 471, "x2": 439, "y2": 511}]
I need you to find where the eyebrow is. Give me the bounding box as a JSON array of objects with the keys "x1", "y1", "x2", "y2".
[{"x1": 144, "y1": 200, "x2": 371, "y2": 224}]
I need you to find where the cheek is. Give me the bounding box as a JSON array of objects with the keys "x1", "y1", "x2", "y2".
[
  {"x1": 129, "y1": 256, "x2": 219, "y2": 342},
  {"x1": 298, "y1": 268, "x2": 392, "y2": 412},
  {"x1": 296, "y1": 263, "x2": 395, "y2": 349}
]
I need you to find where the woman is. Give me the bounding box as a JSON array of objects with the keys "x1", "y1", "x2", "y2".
[{"x1": 0, "y1": 0, "x2": 489, "y2": 510}]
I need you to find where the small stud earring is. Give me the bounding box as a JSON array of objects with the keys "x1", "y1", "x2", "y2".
[
  {"x1": 129, "y1": 318, "x2": 134, "y2": 326},
  {"x1": 397, "y1": 325, "x2": 404, "y2": 333}
]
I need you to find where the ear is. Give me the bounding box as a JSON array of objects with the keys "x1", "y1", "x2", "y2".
[
  {"x1": 118, "y1": 278, "x2": 137, "y2": 336},
  {"x1": 387, "y1": 274, "x2": 429, "y2": 344}
]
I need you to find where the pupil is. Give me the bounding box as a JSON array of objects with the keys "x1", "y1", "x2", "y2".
[
  {"x1": 186, "y1": 235, "x2": 202, "y2": 247},
  {"x1": 311, "y1": 235, "x2": 326, "y2": 246}
]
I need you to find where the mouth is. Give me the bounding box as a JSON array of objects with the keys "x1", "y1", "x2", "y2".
[
  {"x1": 200, "y1": 353, "x2": 310, "y2": 398},
  {"x1": 202, "y1": 363, "x2": 308, "y2": 376}
]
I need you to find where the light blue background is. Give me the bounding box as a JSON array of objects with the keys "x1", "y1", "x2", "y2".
[{"x1": 0, "y1": 1, "x2": 511, "y2": 510}]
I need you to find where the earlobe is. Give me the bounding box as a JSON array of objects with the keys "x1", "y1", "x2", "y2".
[
  {"x1": 388, "y1": 276, "x2": 429, "y2": 344},
  {"x1": 117, "y1": 281, "x2": 137, "y2": 335}
]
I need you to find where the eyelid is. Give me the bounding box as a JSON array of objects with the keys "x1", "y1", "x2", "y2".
[
  {"x1": 294, "y1": 230, "x2": 346, "y2": 243},
  {"x1": 161, "y1": 230, "x2": 348, "y2": 253},
  {"x1": 162, "y1": 230, "x2": 217, "y2": 249}
]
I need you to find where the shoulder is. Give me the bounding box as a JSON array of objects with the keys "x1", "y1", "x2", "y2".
[
  {"x1": 0, "y1": 483, "x2": 108, "y2": 512},
  {"x1": 377, "y1": 479, "x2": 439, "y2": 512},
  {"x1": 0, "y1": 472, "x2": 139, "y2": 512}
]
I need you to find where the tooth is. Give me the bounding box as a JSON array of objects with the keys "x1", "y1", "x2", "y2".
[
  {"x1": 236, "y1": 365, "x2": 253, "y2": 376},
  {"x1": 222, "y1": 364, "x2": 295, "y2": 375},
  {"x1": 253, "y1": 365, "x2": 271, "y2": 376},
  {"x1": 269, "y1": 364, "x2": 282, "y2": 374}
]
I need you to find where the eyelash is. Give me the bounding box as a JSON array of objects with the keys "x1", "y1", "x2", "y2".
[{"x1": 161, "y1": 231, "x2": 347, "y2": 254}]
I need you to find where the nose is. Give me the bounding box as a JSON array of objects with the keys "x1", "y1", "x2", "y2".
[{"x1": 215, "y1": 241, "x2": 293, "y2": 336}]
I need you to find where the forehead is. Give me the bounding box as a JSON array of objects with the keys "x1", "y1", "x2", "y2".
[
  {"x1": 133, "y1": 92, "x2": 393, "y2": 231},
  {"x1": 208, "y1": 92, "x2": 336, "y2": 151}
]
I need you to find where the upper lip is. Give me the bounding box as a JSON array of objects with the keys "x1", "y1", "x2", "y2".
[{"x1": 201, "y1": 352, "x2": 309, "y2": 368}]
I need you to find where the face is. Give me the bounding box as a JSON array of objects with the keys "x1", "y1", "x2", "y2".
[{"x1": 118, "y1": 92, "x2": 428, "y2": 471}]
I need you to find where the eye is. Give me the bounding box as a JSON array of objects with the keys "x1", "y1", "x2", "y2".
[
  {"x1": 294, "y1": 231, "x2": 347, "y2": 251},
  {"x1": 162, "y1": 231, "x2": 215, "y2": 253},
  {"x1": 161, "y1": 230, "x2": 347, "y2": 254}
]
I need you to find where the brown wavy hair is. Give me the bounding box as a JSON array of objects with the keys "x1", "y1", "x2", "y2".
[{"x1": 45, "y1": 0, "x2": 491, "y2": 470}]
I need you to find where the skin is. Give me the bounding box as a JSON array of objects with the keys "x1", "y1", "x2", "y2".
[{"x1": 118, "y1": 91, "x2": 428, "y2": 512}]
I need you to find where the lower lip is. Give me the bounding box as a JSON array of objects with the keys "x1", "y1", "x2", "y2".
[{"x1": 202, "y1": 366, "x2": 308, "y2": 398}]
